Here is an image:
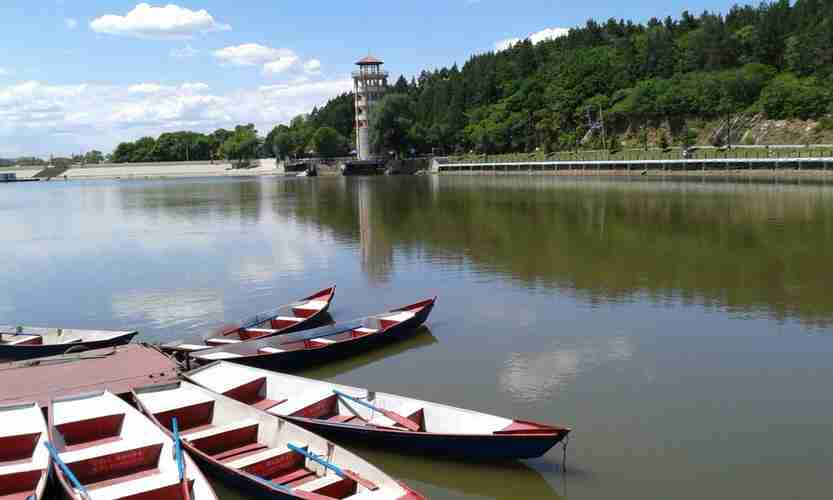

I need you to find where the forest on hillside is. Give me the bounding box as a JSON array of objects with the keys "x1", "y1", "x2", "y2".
[{"x1": 105, "y1": 0, "x2": 833, "y2": 163}]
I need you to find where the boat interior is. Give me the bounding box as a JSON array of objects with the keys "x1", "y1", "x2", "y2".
[
  {"x1": 0, "y1": 402, "x2": 49, "y2": 500},
  {"x1": 174, "y1": 288, "x2": 335, "y2": 354},
  {"x1": 0, "y1": 326, "x2": 133, "y2": 347},
  {"x1": 192, "y1": 304, "x2": 425, "y2": 363},
  {"x1": 134, "y1": 382, "x2": 408, "y2": 499},
  {"x1": 186, "y1": 362, "x2": 554, "y2": 437},
  {"x1": 50, "y1": 391, "x2": 213, "y2": 500}
]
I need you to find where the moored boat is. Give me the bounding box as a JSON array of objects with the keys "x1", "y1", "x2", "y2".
[
  {"x1": 0, "y1": 326, "x2": 138, "y2": 361},
  {"x1": 161, "y1": 286, "x2": 336, "y2": 356},
  {"x1": 132, "y1": 381, "x2": 424, "y2": 499},
  {"x1": 187, "y1": 362, "x2": 571, "y2": 460},
  {"x1": 48, "y1": 390, "x2": 217, "y2": 500},
  {"x1": 188, "y1": 298, "x2": 436, "y2": 371},
  {"x1": 0, "y1": 401, "x2": 50, "y2": 500}
]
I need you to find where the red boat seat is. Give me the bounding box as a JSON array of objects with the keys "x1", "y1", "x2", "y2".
[
  {"x1": 205, "y1": 338, "x2": 242, "y2": 346},
  {"x1": 270, "y1": 316, "x2": 303, "y2": 329},
  {"x1": 240, "y1": 328, "x2": 276, "y2": 340},
  {"x1": 61, "y1": 443, "x2": 163, "y2": 485},
  {"x1": 226, "y1": 446, "x2": 307, "y2": 479},
  {"x1": 0, "y1": 433, "x2": 40, "y2": 461},
  {"x1": 183, "y1": 419, "x2": 259, "y2": 456},
  {"x1": 295, "y1": 475, "x2": 356, "y2": 498},
  {"x1": 0, "y1": 468, "x2": 42, "y2": 498},
  {"x1": 378, "y1": 311, "x2": 415, "y2": 329},
  {"x1": 271, "y1": 467, "x2": 314, "y2": 485},
  {"x1": 87, "y1": 471, "x2": 194, "y2": 500},
  {"x1": 267, "y1": 391, "x2": 337, "y2": 418}
]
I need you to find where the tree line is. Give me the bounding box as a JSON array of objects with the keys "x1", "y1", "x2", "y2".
[{"x1": 103, "y1": 0, "x2": 833, "y2": 163}]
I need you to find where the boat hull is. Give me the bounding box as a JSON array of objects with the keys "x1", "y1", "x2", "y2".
[
  {"x1": 286, "y1": 418, "x2": 568, "y2": 460},
  {"x1": 0, "y1": 331, "x2": 138, "y2": 361},
  {"x1": 220, "y1": 301, "x2": 434, "y2": 372}
]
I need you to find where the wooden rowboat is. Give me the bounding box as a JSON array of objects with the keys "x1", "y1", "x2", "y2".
[
  {"x1": 0, "y1": 326, "x2": 138, "y2": 362},
  {"x1": 162, "y1": 286, "x2": 336, "y2": 356},
  {"x1": 188, "y1": 298, "x2": 436, "y2": 371},
  {"x1": 187, "y1": 362, "x2": 571, "y2": 460},
  {"x1": 48, "y1": 390, "x2": 217, "y2": 500},
  {"x1": 0, "y1": 401, "x2": 50, "y2": 500},
  {"x1": 132, "y1": 381, "x2": 425, "y2": 500}
]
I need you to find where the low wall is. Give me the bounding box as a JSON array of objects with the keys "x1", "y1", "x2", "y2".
[{"x1": 62, "y1": 159, "x2": 279, "y2": 179}]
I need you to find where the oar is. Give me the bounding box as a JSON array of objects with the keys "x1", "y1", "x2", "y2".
[
  {"x1": 240, "y1": 470, "x2": 336, "y2": 500},
  {"x1": 171, "y1": 418, "x2": 191, "y2": 500},
  {"x1": 333, "y1": 390, "x2": 420, "y2": 432},
  {"x1": 287, "y1": 443, "x2": 378, "y2": 491},
  {"x1": 44, "y1": 442, "x2": 92, "y2": 500}
]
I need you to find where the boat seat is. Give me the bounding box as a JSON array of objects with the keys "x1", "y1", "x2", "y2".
[
  {"x1": 0, "y1": 433, "x2": 40, "y2": 461},
  {"x1": 196, "y1": 352, "x2": 243, "y2": 361},
  {"x1": 366, "y1": 401, "x2": 424, "y2": 429},
  {"x1": 183, "y1": 419, "x2": 259, "y2": 456},
  {"x1": 3, "y1": 335, "x2": 42, "y2": 346},
  {"x1": 273, "y1": 467, "x2": 315, "y2": 485},
  {"x1": 354, "y1": 328, "x2": 378, "y2": 334},
  {"x1": 205, "y1": 338, "x2": 242, "y2": 346},
  {"x1": 213, "y1": 442, "x2": 269, "y2": 462},
  {"x1": 294, "y1": 474, "x2": 345, "y2": 493},
  {"x1": 270, "y1": 316, "x2": 304, "y2": 329},
  {"x1": 140, "y1": 388, "x2": 215, "y2": 431},
  {"x1": 55, "y1": 413, "x2": 125, "y2": 447},
  {"x1": 87, "y1": 471, "x2": 193, "y2": 500},
  {"x1": 225, "y1": 445, "x2": 305, "y2": 476},
  {"x1": 310, "y1": 338, "x2": 336, "y2": 344},
  {"x1": 60, "y1": 337, "x2": 83, "y2": 344},
  {"x1": 176, "y1": 344, "x2": 211, "y2": 351},
  {"x1": 253, "y1": 398, "x2": 287, "y2": 411},
  {"x1": 241, "y1": 328, "x2": 277, "y2": 340},
  {"x1": 268, "y1": 389, "x2": 336, "y2": 418},
  {"x1": 378, "y1": 311, "x2": 415, "y2": 328},
  {"x1": 60, "y1": 442, "x2": 164, "y2": 485},
  {"x1": 258, "y1": 347, "x2": 285, "y2": 354},
  {"x1": 0, "y1": 468, "x2": 43, "y2": 497},
  {"x1": 295, "y1": 300, "x2": 328, "y2": 311}
]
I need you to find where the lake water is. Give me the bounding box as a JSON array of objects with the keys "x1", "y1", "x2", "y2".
[{"x1": 2, "y1": 174, "x2": 832, "y2": 499}]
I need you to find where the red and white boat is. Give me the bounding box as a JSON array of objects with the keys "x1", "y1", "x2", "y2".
[
  {"x1": 0, "y1": 401, "x2": 49, "y2": 500},
  {"x1": 133, "y1": 381, "x2": 424, "y2": 500},
  {"x1": 161, "y1": 286, "x2": 336, "y2": 356},
  {"x1": 187, "y1": 362, "x2": 571, "y2": 460},
  {"x1": 48, "y1": 390, "x2": 217, "y2": 500}
]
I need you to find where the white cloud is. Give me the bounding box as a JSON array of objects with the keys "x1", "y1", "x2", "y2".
[
  {"x1": 0, "y1": 67, "x2": 9, "y2": 76},
  {"x1": 263, "y1": 55, "x2": 300, "y2": 75},
  {"x1": 495, "y1": 27, "x2": 569, "y2": 51},
  {"x1": 90, "y1": 3, "x2": 230, "y2": 40},
  {"x1": 213, "y1": 44, "x2": 292, "y2": 67},
  {"x1": 0, "y1": 77, "x2": 353, "y2": 157},
  {"x1": 303, "y1": 59, "x2": 321, "y2": 75},
  {"x1": 64, "y1": 18, "x2": 78, "y2": 30},
  {"x1": 170, "y1": 44, "x2": 198, "y2": 58}
]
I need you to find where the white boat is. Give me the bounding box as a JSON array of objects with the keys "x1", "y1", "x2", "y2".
[
  {"x1": 0, "y1": 401, "x2": 50, "y2": 499},
  {"x1": 133, "y1": 381, "x2": 425, "y2": 499},
  {"x1": 48, "y1": 390, "x2": 217, "y2": 500},
  {"x1": 187, "y1": 362, "x2": 571, "y2": 460}
]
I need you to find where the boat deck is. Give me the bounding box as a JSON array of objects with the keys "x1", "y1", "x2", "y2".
[{"x1": 0, "y1": 345, "x2": 179, "y2": 408}]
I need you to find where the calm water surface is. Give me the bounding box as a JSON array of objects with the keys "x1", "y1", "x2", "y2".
[{"x1": 2, "y1": 175, "x2": 832, "y2": 499}]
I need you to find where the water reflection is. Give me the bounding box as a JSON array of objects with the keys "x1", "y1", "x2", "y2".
[
  {"x1": 277, "y1": 176, "x2": 833, "y2": 327},
  {"x1": 500, "y1": 337, "x2": 635, "y2": 402},
  {"x1": 111, "y1": 288, "x2": 224, "y2": 342}
]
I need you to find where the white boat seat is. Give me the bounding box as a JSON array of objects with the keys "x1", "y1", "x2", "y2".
[
  {"x1": 275, "y1": 316, "x2": 303, "y2": 323},
  {"x1": 59, "y1": 438, "x2": 163, "y2": 465},
  {"x1": 310, "y1": 338, "x2": 336, "y2": 344},
  {"x1": 60, "y1": 337, "x2": 83, "y2": 344},
  {"x1": 225, "y1": 447, "x2": 290, "y2": 470},
  {"x1": 182, "y1": 418, "x2": 259, "y2": 442},
  {"x1": 245, "y1": 328, "x2": 277, "y2": 335},
  {"x1": 294, "y1": 300, "x2": 328, "y2": 311},
  {"x1": 258, "y1": 347, "x2": 285, "y2": 354},
  {"x1": 295, "y1": 474, "x2": 343, "y2": 492},
  {"x1": 137, "y1": 386, "x2": 214, "y2": 415},
  {"x1": 268, "y1": 389, "x2": 334, "y2": 417},
  {"x1": 205, "y1": 338, "x2": 241, "y2": 345},
  {"x1": 196, "y1": 352, "x2": 243, "y2": 361},
  {"x1": 176, "y1": 344, "x2": 211, "y2": 351},
  {"x1": 88, "y1": 471, "x2": 180, "y2": 500},
  {"x1": 53, "y1": 397, "x2": 126, "y2": 427},
  {"x1": 378, "y1": 311, "x2": 415, "y2": 323},
  {"x1": 354, "y1": 328, "x2": 378, "y2": 334},
  {"x1": 4, "y1": 335, "x2": 41, "y2": 346}
]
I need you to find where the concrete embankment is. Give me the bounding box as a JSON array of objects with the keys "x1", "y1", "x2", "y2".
[{"x1": 5, "y1": 159, "x2": 283, "y2": 181}]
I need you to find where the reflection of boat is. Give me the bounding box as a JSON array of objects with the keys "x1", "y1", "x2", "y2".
[
  {"x1": 343, "y1": 445, "x2": 565, "y2": 500},
  {"x1": 188, "y1": 362, "x2": 571, "y2": 460},
  {"x1": 133, "y1": 381, "x2": 424, "y2": 500},
  {"x1": 49, "y1": 390, "x2": 217, "y2": 500},
  {"x1": 0, "y1": 401, "x2": 50, "y2": 500},
  {"x1": 190, "y1": 298, "x2": 436, "y2": 372},
  {"x1": 162, "y1": 286, "x2": 335, "y2": 356},
  {"x1": 0, "y1": 325, "x2": 138, "y2": 361}
]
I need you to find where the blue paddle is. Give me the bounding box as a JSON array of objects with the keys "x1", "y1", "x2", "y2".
[{"x1": 44, "y1": 441, "x2": 91, "y2": 500}]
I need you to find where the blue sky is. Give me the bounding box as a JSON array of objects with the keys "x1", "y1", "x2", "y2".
[{"x1": 0, "y1": 0, "x2": 736, "y2": 157}]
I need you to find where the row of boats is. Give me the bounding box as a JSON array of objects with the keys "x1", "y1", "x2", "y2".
[{"x1": 0, "y1": 286, "x2": 571, "y2": 499}]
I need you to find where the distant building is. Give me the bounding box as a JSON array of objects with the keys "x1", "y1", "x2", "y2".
[{"x1": 353, "y1": 55, "x2": 388, "y2": 160}]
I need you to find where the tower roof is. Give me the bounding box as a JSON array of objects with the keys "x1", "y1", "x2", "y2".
[{"x1": 356, "y1": 55, "x2": 384, "y2": 65}]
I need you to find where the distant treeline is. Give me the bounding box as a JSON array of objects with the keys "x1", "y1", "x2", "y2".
[{"x1": 84, "y1": 1, "x2": 833, "y2": 163}]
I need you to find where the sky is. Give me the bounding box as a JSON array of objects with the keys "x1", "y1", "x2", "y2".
[{"x1": 0, "y1": 0, "x2": 738, "y2": 157}]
